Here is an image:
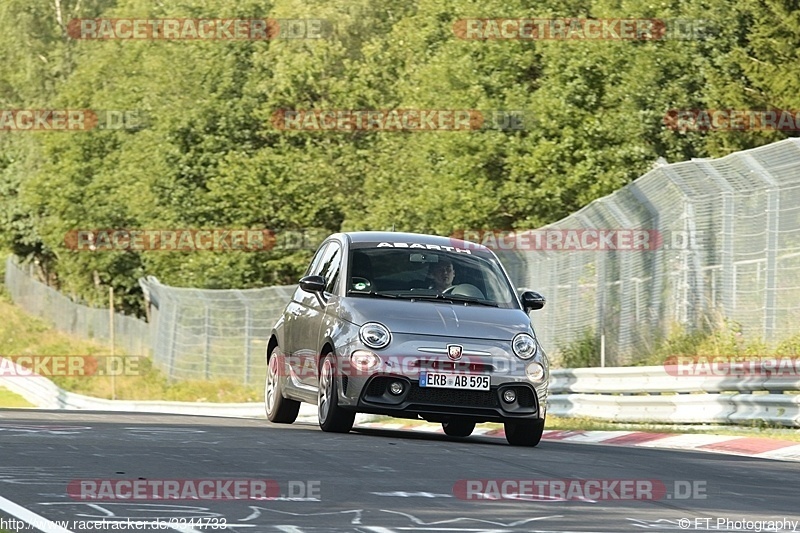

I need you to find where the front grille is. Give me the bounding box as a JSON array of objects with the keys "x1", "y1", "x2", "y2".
[
  {"x1": 406, "y1": 384, "x2": 499, "y2": 408},
  {"x1": 414, "y1": 360, "x2": 494, "y2": 373}
]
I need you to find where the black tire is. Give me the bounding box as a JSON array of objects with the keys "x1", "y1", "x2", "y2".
[
  {"x1": 265, "y1": 346, "x2": 300, "y2": 424},
  {"x1": 504, "y1": 418, "x2": 545, "y2": 447},
  {"x1": 318, "y1": 353, "x2": 355, "y2": 433},
  {"x1": 442, "y1": 420, "x2": 475, "y2": 437}
]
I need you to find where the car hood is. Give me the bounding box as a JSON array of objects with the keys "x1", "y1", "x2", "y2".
[{"x1": 340, "y1": 297, "x2": 531, "y2": 340}]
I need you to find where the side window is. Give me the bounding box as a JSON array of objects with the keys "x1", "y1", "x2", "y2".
[
  {"x1": 321, "y1": 244, "x2": 342, "y2": 294},
  {"x1": 307, "y1": 242, "x2": 333, "y2": 276}
]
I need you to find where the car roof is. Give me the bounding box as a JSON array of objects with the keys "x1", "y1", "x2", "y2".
[{"x1": 339, "y1": 231, "x2": 492, "y2": 253}]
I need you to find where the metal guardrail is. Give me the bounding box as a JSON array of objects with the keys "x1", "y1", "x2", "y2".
[
  {"x1": 0, "y1": 357, "x2": 265, "y2": 418},
  {"x1": 4, "y1": 354, "x2": 798, "y2": 427},
  {"x1": 549, "y1": 367, "x2": 800, "y2": 426},
  {"x1": 0, "y1": 357, "x2": 359, "y2": 423}
]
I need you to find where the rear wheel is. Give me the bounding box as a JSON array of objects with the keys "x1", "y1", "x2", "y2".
[
  {"x1": 504, "y1": 418, "x2": 545, "y2": 447},
  {"x1": 318, "y1": 353, "x2": 355, "y2": 433},
  {"x1": 442, "y1": 420, "x2": 475, "y2": 437},
  {"x1": 265, "y1": 346, "x2": 300, "y2": 424}
]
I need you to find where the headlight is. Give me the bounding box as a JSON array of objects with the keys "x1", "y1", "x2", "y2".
[
  {"x1": 512, "y1": 333, "x2": 537, "y2": 359},
  {"x1": 359, "y1": 322, "x2": 391, "y2": 349},
  {"x1": 526, "y1": 361, "x2": 546, "y2": 383}
]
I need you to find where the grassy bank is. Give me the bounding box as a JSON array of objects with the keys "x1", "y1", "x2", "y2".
[
  {"x1": 0, "y1": 279, "x2": 261, "y2": 405},
  {"x1": 0, "y1": 387, "x2": 34, "y2": 407}
]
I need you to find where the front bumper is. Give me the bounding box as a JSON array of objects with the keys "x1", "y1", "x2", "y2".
[
  {"x1": 336, "y1": 332, "x2": 549, "y2": 422},
  {"x1": 353, "y1": 374, "x2": 542, "y2": 423}
]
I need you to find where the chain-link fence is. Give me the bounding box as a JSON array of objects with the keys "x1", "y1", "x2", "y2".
[
  {"x1": 3, "y1": 255, "x2": 294, "y2": 384},
  {"x1": 139, "y1": 277, "x2": 295, "y2": 384},
  {"x1": 3, "y1": 256, "x2": 151, "y2": 357},
  {"x1": 499, "y1": 138, "x2": 800, "y2": 364},
  {"x1": 5, "y1": 138, "x2": 800, "y2": 379}
]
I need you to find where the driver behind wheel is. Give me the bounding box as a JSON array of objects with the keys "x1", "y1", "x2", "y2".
[{"x1": 427, "y1": 257, "x2": 456, "y2": 292}]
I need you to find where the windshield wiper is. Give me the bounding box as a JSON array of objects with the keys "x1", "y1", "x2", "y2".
[
  {"x1": 347, "y1": 290, "x2": 398, "y2": 299},
  {"x1": 393, "y1": 292, "x2": 450, "y2": 301},
  {"x1": 444, "y1": 295, "x2": 499, "y2": 307},
  {"x1": 394, "y1": 293, "x2": 499, "y2": 307}
]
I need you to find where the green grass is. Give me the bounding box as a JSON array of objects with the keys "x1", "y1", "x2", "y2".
[
  {"x1": 0, "y1": 280, "x2": 261, "y2": 403},
  {"x1": 0, "y1": 387, "x2": 35, "y2": 408},
  {"x1": 554, "y1": 316, "x2": 800, "y2": 370}
]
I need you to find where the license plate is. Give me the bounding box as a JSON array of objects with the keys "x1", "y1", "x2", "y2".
[{"x1": 420, "y1": 372, "x2": 490, "y2": 391}]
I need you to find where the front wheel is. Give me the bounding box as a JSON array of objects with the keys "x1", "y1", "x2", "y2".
[
  {"x1": 504, "y1": 418, "x2": 545, "y2": 447},
  {"x1": 265, "y1": 347, "x2": 300, "y2": 424},
  {"x1": 318, "y1": 353, "x2": 355, "y2": 433},
  {"x1": 442, "y1": 420, "x2": 475, "y2": 437}
]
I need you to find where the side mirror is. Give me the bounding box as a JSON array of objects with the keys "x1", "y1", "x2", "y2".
[
  {"x1": 520, "y1": 291, "x2": 546, "y2": 312},
  {"x1": 299, "y1": 275, "x2": 326, "y2": 293}
]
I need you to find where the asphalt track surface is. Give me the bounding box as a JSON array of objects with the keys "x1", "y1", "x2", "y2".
[{"x1": 1, "y1": 410, "x2": 799, "y2": 533}]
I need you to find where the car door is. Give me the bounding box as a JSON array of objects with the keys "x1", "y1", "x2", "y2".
[
  {"x1": 293, "y1": 240, "x2": 342, "y2": 389},
  {"x1": 283, "y1": 241, "x2": 331, "y2": 388}
]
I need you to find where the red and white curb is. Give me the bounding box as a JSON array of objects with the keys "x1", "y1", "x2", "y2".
[{"x1": 355, "y1": 422, "x2": 800, "y2": 462}]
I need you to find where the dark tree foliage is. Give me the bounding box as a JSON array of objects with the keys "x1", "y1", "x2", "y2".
[{"x1": 1, "y1": 0, "x2": 798, "y2": 314}]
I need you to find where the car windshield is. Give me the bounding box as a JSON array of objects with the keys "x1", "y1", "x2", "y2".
[{"x1": 346, "y1": 245, "x2": 519, "y2": 309}]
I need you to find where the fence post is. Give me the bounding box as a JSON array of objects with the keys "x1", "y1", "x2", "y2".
[
  {"x1": 763, "y1": 190, "x2": 780, "y2": 343},
  {"x1": 109, "y1": 286, "x2": 116, "y2": 400},
  {"x1": 682, "y1": 200, "x2": 703, "y2": 329},
  {"x1": 629, "y1": 180, "x2": 667, "y2": 343},
  {"x1": 244, "y1": 305, "x2": 252, "y2": 385},
  {"x1": 167, "y1": 304, "x2": 178, "y2": 381},
  {"x1": 740, "y1": 154, "x2": 780, "y2": 344},
  {"x1": 595, "y1": 241, "x2": 607, "y2": 352},
  {"x1": 204, "y1": 305, "x2": 211, "y2": 380},
  {"x1": 697, "y1": 161, "x2": 736, "y2": 317},
  {"x1": 603, "y1": 197, "x2": 635, "y2": 364}
]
